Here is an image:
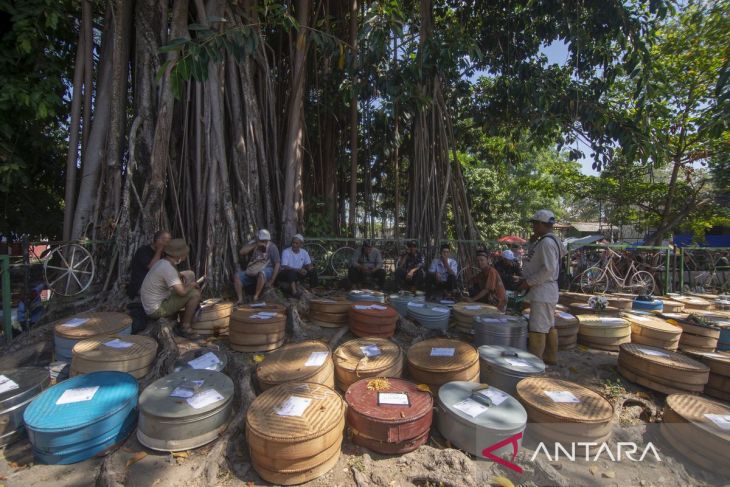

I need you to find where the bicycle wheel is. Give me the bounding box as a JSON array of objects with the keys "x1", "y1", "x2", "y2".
[
  {"x1": 628, "y1": 270, "x2": 656, "y2": 295},
  {"x1": 457, "y1": 266, "x2": 480, "y2": 292},
  {"x1": 43, "y1": 244, "x2": 95, "y2": 296},
  {"x1": 330, "y1": 246, "x2": 355, "y2": 277},
  {"x1": 579, "y1": 267, "x2": 608, "y2": 294},
  {"x1": 304, "y1": 243, "x2": 328, "y2": 271}
]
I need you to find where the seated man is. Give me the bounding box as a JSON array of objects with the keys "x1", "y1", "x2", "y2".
[
  {"x1": 466, "y1": 251, "x2": 507, "y2": 311},
  {"x1": 278, "y1": 234, "x2": 318, "y2": 297},
  {"x1": 348, "y1": 240, "x2": 385, "y2": 289},
  {"x1": 428, "y1": 244, "x2": 458, "y2": 298},
  {"x1": 140, "y1": 238, "x2": 201, "y2": 338},
  {"x1": 234, "y1": 229, "x2": 281, "y2": 303},
  {"x1": 394, "y1": 240, "x2": 425, "y2": 291},
  {"x1": 494, "y1": 249, "x2": 522, "y2": 291},
  {"x1": 127, "y1": 230, "x2": 171, "y2": 299}
]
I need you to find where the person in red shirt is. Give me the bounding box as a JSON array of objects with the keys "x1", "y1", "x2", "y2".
[{"x1": 465, "y1": 251, "x2": 507, "y2": 311}]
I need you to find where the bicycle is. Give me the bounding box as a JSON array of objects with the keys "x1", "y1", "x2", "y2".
[{"x1": 577, "y1": 247, "x2": 656, "y2": 295}]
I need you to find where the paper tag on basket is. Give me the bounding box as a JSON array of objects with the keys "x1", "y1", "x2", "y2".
[
  {"x1": 558, "y1": 312, "x2": 574, "y2": 320},
  {"x1": 465, "y1": 305, "x2": 483, "y2": 310},
  {"x1": 452, "y1": 398, "x2": 489, "y2": 417},
  {"x1": 360, "y1": 345, "x2": 381, "y2": 357},
  {"x1": 370, "y1": 304, "x2": 387, "y2": 310},
  {"x1": 430, "y1": 347, "x2": 455, "y2": 357},
  {"x1": 0, "y1": 375, "x2": 20, "y2": 394},
  {"x1": 408, "y1": 302, "x2": 425, "y2": 308},
  {"x1": 250, "y1": 302, "x2": 267, "y2": 307},
  {"x1": 476, "y1": 388, "x2": 509, "y2": 406},
  {"x1": 304, "y1": 351, "x2": 329, "y2": 367},
  {"x1": 62, "y1": 318, "x2": 89, "y2": 328},
  {"x1": 440, "y1": 300, "x2": 456, "y2": 305},
  {"x1": 170, "y1": 386, "x2": 195, "y2": 398},
  {"x1": 378, "y1": 392, "x2": 409, "y2": 405},
  {"x1": 186, "y1": 389, "x2": 224, "y2": 409},
  {"x1": 104, "y1": 339, "x2": 134, "y2": 349},
  {"x1": 638, "y1": 348, "x2": 670, "y2": 357},
  {"x1": 276, "y1": 396, "x2": 311, "y2": 417},
  {"x1": 479, "y1": 318, "x2": 506, "y2": 324},
  {"x1": 704, "y1": 414, "x2": 730, "y2": 430},
  {"x1": 431, "y1": 307, "x2": 450, "y2": 313},
  {"x1": 504, "y1": 358, "x2": 531, "y2": 368},
  {"x1": 187, "y1": 352, "x2": 221, "y2": 370},
  {"x1": 354, "y1": 305, "x2": 373, "y2": 310},
  {"x1": 56, "y1": 386, "x2": 99, "y2": 405},
  {"x1": 544, "y1": 390, "x2": 580, "y2": 403},
  {"x1": 600, "y1": 318, "x2": 624, "y2": 325}
]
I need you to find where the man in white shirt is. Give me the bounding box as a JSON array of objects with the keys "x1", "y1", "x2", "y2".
[
  {"x1": 140, "y1": 238, "x2": 201, "y2": 338},
  {"x1": 428, "y1": 244, "x2": 458, "y2": 298},
  {"x1": 278, "y1": 234, "x2": 318, "y2": 297},
  {"x1": 518, "y1": 209, "x2": 565, "y2": 365}
]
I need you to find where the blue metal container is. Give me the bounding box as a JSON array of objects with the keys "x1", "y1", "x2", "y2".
[
  {"x1": 632, "y1": 298, "x2": 663, "y2": 312},
  {"x1": 23, "y1": 371, "x2": 138, "y2": 464}
]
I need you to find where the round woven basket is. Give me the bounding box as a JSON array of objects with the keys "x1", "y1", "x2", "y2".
[
  {"x1": 558, "y1": 292, "x2": 592, "y2": 306},
  {"x1": 605, "y1": 296, "x2": 633, "y2": 310},
  {"x1": 229, "y1": 309, "x2": 287, "y2": 353},
  {"x1": 451, "y1": 303, "x2": 499, "y2": 334},
  {"x1": 71, "y1": 334, "x2": 157, "y2": 379},
  {"x1": 310, "y1": 298, "x2": 353, "y2": 315},
  {"x1": 617, "y1": 344, "x2": 709, "y2": 393},
  {"x1": 577, "y1": 315, "x2": 631, "y2": 340},
  {"x1": 246, "y1": 382, "x2": 345, "y2": 485},
  {"x1": 558, "y1": 334, "x2": 578, "y2": 349},
  {"x1": 406, "y1": 339, "x2": 479, "y2": 392},
  {"x1": 191, "y1": 299, "x2": 233, "y2": 335},
  {"x1": 333, "y1": 338, "x2": 403, "y2": 391},
  {"x1": 673, "y1": 296, "x2": 713, "y2": 311},
  {"x1": 622, "y1": 313, "x2": 682, "y2": 340},
  {"x1": 679, "y1": 333, "x2": 718, "y2": 352},
  {"x1": 349, "y1": 303, "x2": 399, "y2": 338},
  {"x1": 255, "y1": 340, "x2": 334, "y2": 391},
  {"x1": 659, "y1": 300, "x2": 685, "y2": 313},
  {"x1": 569, "y1": 303, "x2": 620, "y2": 316},
  {"x1": 234, "y1": 303, "x2": 287, "y2": 316},
  {"x1": 630, "y1": 334, "x2": 680, "y2": 350},
  {"x1": 54, "y1": 312, "x2": 132, "y2": 340},
  {"x1": 683, "y1": 350, "x2": 730, "y2": 376},
  {"x1": 578, "y1": 335, "x2": 631, "y2": 351}
]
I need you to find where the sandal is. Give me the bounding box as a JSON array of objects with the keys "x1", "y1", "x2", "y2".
[{"x1": 179, "y1": 324, "x2": 199, "y2": 339}]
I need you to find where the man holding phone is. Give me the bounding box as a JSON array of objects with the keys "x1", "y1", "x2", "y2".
[{"x1": 234, "y1": 229, "x2": 281, "y2": 303}]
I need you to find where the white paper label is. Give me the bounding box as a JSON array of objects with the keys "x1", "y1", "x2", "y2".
[
  {"x1": 250, "y1": 302, "x2": 267, "y2": 307},
  {"x1": 304, "y1": 351, "x2": 329, "y2": 367},
  {"x1": 558, "y1": 312, "x2": 574, "y2": 320},
  {"x1": 249, "y1": 313, "x2": 276, "y2": 320},
  {"x1": 56, "y1": 386, "x2": 99, "y2": 405},
  {"x1": 378, "y1": 392, "x2": 409, "y2": 405},
  {"x1": 408, "y1": 302, "x2": 425, "y2": 308},
  {"x1": 431, "y1": 307, "x2": 450, "y2": 313},
  {"x1": 170, "y1": 386, "x2": 195, "y2": 398},
  {"x1": 600, "y1": 318, "x2": 624, "y2": 325},
  {"x1": 476, "y1": 388, "x2": 509, "y2": 406},
  {"x1": 186, "y1": 388, "x2": 224, "y2": 409},
  {"x1": 504, "y1": 358, "x2": 531, "y2": 368},
  {"x1": 354, "y1": 305, "x2": 373, "y2": 310},
  {"x1": 187, "y1": 352, "x2": 222, "y2": 370},
  {"x1": 0, "y1": 375, "x2": 20, "y2": 394},
  {"x1": 370, "y1": 304, "x2": 387, "y2": 310},
  {"x1": 430, "y1": 347, "x2": 455, "y2": 357},
  {"x1": 317, "y1": 299, "x2": 337, "y2": 303},
  {"x1": 104, "y1": 339, "x2": 134, "y2": 349},
  {"x1": 62, "y1": 318, "x2": 89, "y2": 328},
  {"x1": 440, "y1": 300, "x2": 456, "y2": 305},
  {"x1": 544, "y1": 390, "x2": 580, "y2": 403},
  {"x1": 452, "y1": 398, "x2": 489, "y2": 417},
  {"x1": 705, "y1": 414, "x2": 730, "y2": 430},
  {"x1": 479, "y1": 318, "x2": 506, "y2": 324},
  {"x1": 639, "y1": 348, "x2": 670, "y2": 357},
  {"x1": 276, "y1": 396, "x2": 312, "y2": 417},
  {"x1": 465, "y1": 305, "x2": 483, "y2": 310},
  {"x1": 360, "y1": 345, "x2": 382, "y2": 357}
]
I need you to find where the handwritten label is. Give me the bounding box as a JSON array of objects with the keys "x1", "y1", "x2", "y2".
[
  {"x1": 544, "y1": 390, "x2": 580, "y2": 403},
  {"x1": 705, "y1": 414, "x2": 730, "y2": 430},
  {"x1": 186, "y1": 389, "x2": 224, "y2": 409},
  {"x1": 62, "y1": 318, "x2": 89, "y2": 328},
  {"x1": 276, "y1": 396, "x2": 311, "y2": 417},
  {"x1": 504, "y1": 358, "x2": 531, "y2": 368},
  {"x1": 360, "y1": 345, "x2": 381, "y2": 357},
  {"x1": 0, "y1": 375, "x2": 20, "y2": 394},
  {"x1": 304, "y1": 351, "x2": 329, "y2": 367},
  {"x1": 188, "y1": 352, "x2": 221, "y2": 370},
  {"x1": 250, "y1": 302, "x2": 267, "y2": 307},
  {"x1": 408, "y1": 302, "x2": 425, "y2": 308},
  {"x1": 430, "y1": 347, "x2": 455, "y2": 357},
  {"x1": 476, "y1": 388, "x2": 509, "y2": 406},
  {"x1": 452, "y1": 398, "x2": 489, "y2": 417},
  {"x1": 465, "y1": 305, "x2": 483, "y2": 310},
  {"x1": 170, "y1": 387, "x2": 195, "y2": 398},
  {"x1": 431, "y1": 307, "x2": 450, "y2": 313},
  {"x1": 56, "y1": 386, "x2": 99, "y2": 405},
  {"x1": 378, "y1": 392, "x2": 409, "y2": 405},
  {"x1": 104, "y1": 339, "x2": 134, "y2": 349}
]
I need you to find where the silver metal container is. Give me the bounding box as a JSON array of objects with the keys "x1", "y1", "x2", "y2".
[
  {"x1": 0, "y1": 367, "x2": 50, "y2": 446},
  {"x1": 473, "y1": 315, "x2": 528, "y2": 349},
  {"x1": 137, "y1": 369, "x2": 234, "y2": 451},
  {"x1": 478, "y1": 345, "x2": 545, "y2": 395},
  {"x1": 406, "y1": 302, "x2": 451, "y2": 331},
  {"x1": 388, "y1": 293, "x2": 425, "y2": 317},
  {"x1": 436, "y1": 381, "x2": 527, "y2": 458}
]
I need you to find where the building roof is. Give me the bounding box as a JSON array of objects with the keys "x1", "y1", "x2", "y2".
[{"x1": 569, "y1": 222, "x2": 616, "y2": 233}]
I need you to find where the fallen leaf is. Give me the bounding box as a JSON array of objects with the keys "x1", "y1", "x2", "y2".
[
  {"x1": 172, "y1": 451, "x2": 189, "y2": 458},
  {"x1": 602, "y1": 471, "x2": 616, "y2": 479},
  {"x1": 568, "y1": 366, "x2": 578, "y2": 374},
  {"x1": 246, "y1": 483, "x2": 254, "y2": 487},
  {"x1": 253, "y1": 354, "x2": 265, "y2": 363},
  {"x1": 416, "y1": 384, "x2": 432, "y2": 393},
  {"x1": 492, "y1": 476, "x2": 515, "y2": 487},
  {"x1": 126, "y1": 451, "x2": 148, "y2": 467},
  {"x1": 589, "y1": 466, "x2": 598, "y2": 476}
]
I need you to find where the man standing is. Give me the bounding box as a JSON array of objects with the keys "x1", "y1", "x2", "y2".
[
  {"x1": 466, "y1": 251, "x2": 507, "y2": 311},
  {"x1": 348, "y1": 240, "x2": 385, "y2": 289},
  {"x1": 127, "y1": 230, "x2": 171, "y2": 299},
  {"x1": 278, "y1": 234, "x2": 318, "y2": 297},
  {"x1": 428, "y1": 244, "x2": 458, "y2": 298},
  {"x1": 519, "y1": 209, "x2": 564, "y2": 365},
  {"x1": 140, "y1": 238, "x2": 201, "y2": 338},
  {"x1": 394, "y1": 240, "x2": 425, "y2": 290},
  {"x1": 234, "y1": 229, "x2": 281, "y2": 303},
  {"x1": 494, "y1": 249, "x2": 522, "y2": 291}
]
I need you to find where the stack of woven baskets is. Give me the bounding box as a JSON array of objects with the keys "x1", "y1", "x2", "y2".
[
  {"x1": 406, "y1": 338, "x2": 479, "y2": 393},
  {"x1": 451, "y1": 302, "x2": 499, "y2": 334},
  {"x1": 54, "y1": 312, "x2": 133, "y2": 363},
  {"x1": 672, "y1": 315, "x2": 721, "y2": 352},
  {"x1": 617, "y1": 343, "x2": 709, "y2": 394},
  {"x1": 621, "y1": 312, "x2": 682, "y2": 350},
  {"x1": 558, "y1": 292, "x2": 592, "y2": 306},
  {"x1": 577, "y1": 315, "x2": 631, "y2": 351},
  {"x1": 333, "y1": 338, "x2": 403, "y2": 391},
  {"x1": 684, "y1": 350, "x2": 730, "y2": 401},
  {"x1": 190, "y1": 299, "x2": 234, "y2": 336},
  {"x1": 349, "y1": 303, "x2": 399, "y2": 338},
  {"x1": 70, "y1": 335, "x2": 158, "y2": 378},
  {"x1": 229, "y1": 306, "x2": 287, "y2": 352},
  {"x1": 255, "y1": 340, "x2": 334, "y2": 391},
  {"x1": 308, "y1": 298, "x2": 351, "y2": 328},
  {"x1": 555, "y1": 310, "x2": 580, "y2": 349},
  {"x1": 674, "y1": 295, "x2": 713, "y2": 311}
]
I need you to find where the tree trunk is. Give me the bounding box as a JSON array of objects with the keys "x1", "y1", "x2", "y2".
[{"x1": 348, "y1": 0, "x2": 358, "y2": 237}]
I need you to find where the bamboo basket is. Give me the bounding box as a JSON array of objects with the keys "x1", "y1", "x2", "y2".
[
  {"x1": 308, "y1": 298, "x2": 351, "y2": 328},
  {"x1": 191, "y1": 299, "x2": 234, "y2": 336},
  {"x1": 406, "y1": 338, "x2": 479, "y2": 393},
  {"x1": 605, "y1": 296, "x2": 633, "y2": 310},
  {"x1": 558, "y1": 292, "x2": 592, "y2": 306},
  {"x1": 255, "y1": 340, "x2": 334, "y2": 391},
  {"x1": 229, "y1": 308, "x2": 287, "y2": 353},
  {"x1": 617, "y1": 343, "x2": 709, "y2": 394},
  {"x1": 348, "y1": 303, "x2": 399, "y2": 338},
  {"x1": 71, "y1": 334, "x2": 158, "y2": 378},
  {"x1": 333, "y1": 338, "x2": 403, "y2": 392},
  {"x1": 451, "y1": 303, "x2": 499, "y2": 333},
  {"x1": 54, "y1": 312, "x2": 133, "y2": 362},
  {"x1": 673, "y1": 296, "x2": 713, "y2": 311},
  {"x1": 569, "y1": 302, "x2": 620, "y2": 317},
  {"x1": 622, "y1": 312, "x2": 682, "y2": 351}
]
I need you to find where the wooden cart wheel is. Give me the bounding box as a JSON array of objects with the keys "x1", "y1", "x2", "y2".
[{"x1": 43, "y1": 244, "x2": 95, "y2": 296}]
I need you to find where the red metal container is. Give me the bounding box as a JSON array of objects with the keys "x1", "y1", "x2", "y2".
[{"x1": 345, "y1": 377, "x2": 433, "y2": 454}]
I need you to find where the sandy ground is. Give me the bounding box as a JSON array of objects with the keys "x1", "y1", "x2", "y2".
[{"x1": 2, "y1": 296, "x2": 729, "y2": 487}]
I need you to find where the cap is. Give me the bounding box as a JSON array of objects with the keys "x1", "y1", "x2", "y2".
[
  {"x1": 502, "y1": 250, "x2": 516, "y2": 261},
  {"x1": 407, "y1": 239, "x2": 418, "y2": 247},
  {"x1": 530, "y1": 209, "x2": 556, "y2": 224},
  {"x1": 292, "y1": 234, "x2": 304, "y2": 243},
  {"x1": 164, "y1": 238, "x2": 189, "y2": 258},
  {"x1": 257, "y1": 229, "x2": 271, "y2": 241}
]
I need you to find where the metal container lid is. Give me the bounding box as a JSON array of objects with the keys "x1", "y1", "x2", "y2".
[
  {"x1": 516, "y1": 377, "x2": 613, "y2": 424},
  {"x1": 174, "y1": 348, "x2": 228, "y2": 372},
  {"x1": 0, "y1": 367, "x2": 50, "y2": 414},
  {"x1": 72, "y1": 334, "x2": 158, "y2": 365},
  {"x1": 246, "y1": 382, "x2": 345, "y2": 442},
  {"x1": 474, "y1": 315, "x2": 527, "y2": 334},
  {"x1": 139, "y1": 369, "x2": 233, "y2": 420},
  {"x1": 478, "y1": 345, "x2": 545, "y2": 376},
  {"x1": 256, "y1": 340, "x2": 332, "y2": 384},
  {"x1": 348, "y1": 289, "x2": 386, "y2": 302},
  {"x1": 54, "y1": 312, "x2": 133, "y2": 340},
  {"x1": 438, "y1": 381, "x2": 527, "y2": 430},
  {"x1": 23, "y1": 371, "x2": 138, "y2": 433},
  {"x1": 345, "y1": 378, "x2": 432, "y2": 425},
  {"x1": 406, "y1": 302, "x2": 451, "y2": 317},
  {"x1": 407, "y1": 338, "x2": 478, "y2": 373},
  {"x1": 334, "y1": 338, "x2": 402, "y2": 376},
  {"x1": 234, "y1": 302, "x2": 287, "y2": 316}
]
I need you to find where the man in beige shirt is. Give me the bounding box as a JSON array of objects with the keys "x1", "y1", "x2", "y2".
[{"x1": 518, "y1": 210, "x2": 565, "y2": 364}]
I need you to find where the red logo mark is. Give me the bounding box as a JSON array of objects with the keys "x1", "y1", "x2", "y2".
[{"x1": 481, "y1": 432, "x2": 523, "y2": 474}]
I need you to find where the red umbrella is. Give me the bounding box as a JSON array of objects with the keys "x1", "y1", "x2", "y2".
[{"x1": 498, "y1": 235, "x2": 526, "y2": 245}]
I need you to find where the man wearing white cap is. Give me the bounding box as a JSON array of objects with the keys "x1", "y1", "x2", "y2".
[
  {"x1": 494, "y1": 249, "x2": 522, "y2": 291},
  {"x1": 234, "y1": 229, "x2": 281, "y2": 303},
  {"x1": 518, "y1": 209, "x2": 565, "y2": 365},
  {"x1": 278, "y1": 234, "x2": 318, "y2": 297}
]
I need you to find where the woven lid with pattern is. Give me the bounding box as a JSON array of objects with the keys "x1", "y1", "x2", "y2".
[
  {"x1": 577, "y1": 315, "x2": 629, "y2": 328},
  {"x1": 334, "y1": 338, "x2": 402, "y2": 375},
  {"x1": 407, "y1": 338, "x2": 478, "y2": 372},
  {"x1": 620, "y1": 313, "x2": 681, "y2": 333},
  {"x1": 516, "y1": 377, "x2": 613, "y2": 423},
  {"x1": 54, "y1": 312, "x2": 132, "y2": 339},
  {"x1": 665, "y1": 394, "x2": 730, "y2": 441},
  {"x1": 246, "y1": 382, "x2": 345, "y2": 441},
  {"x1": 452, "y1": 302, "x2": 499, "y2": 317},
  {"x1": 230, "y1": 308, "x2": 286, "y2": 324},
  {"x1": 619, "y1": 344, "x2": 710, "y2": 372},
  {"x1": 256, "y1": 340, "x2": 332, "y2": 383},
  {"x1": 309, "y1": 298, "x2": 352, "y2": 314},
  {"x1": 234, "y1": 303, "x2": 287, "y2": 317},
  {"x1": 72, "y1": 334, "x2": 158, "y2": 363},
  {"x1": 674, "y1": 296, "x2": 712, "y2": 307}
]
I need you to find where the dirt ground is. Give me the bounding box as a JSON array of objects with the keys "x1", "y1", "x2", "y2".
[{"x1": 1, "y1": 294, "x2": 728, "y2": 487}]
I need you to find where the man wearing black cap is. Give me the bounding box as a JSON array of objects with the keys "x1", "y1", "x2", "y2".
[
  {"x1": 349, "y1": 240, "x2": 385, "y2": 289},
  {"x1": 395, "y1": 240, "x2": 425, "y2": 290},
  {"x1": 428, "y1": 243, "x2": 458, "y2": 298}
]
